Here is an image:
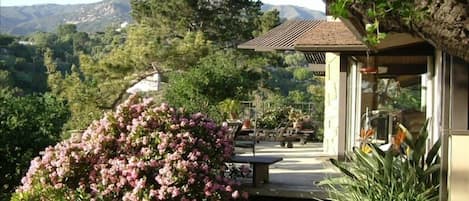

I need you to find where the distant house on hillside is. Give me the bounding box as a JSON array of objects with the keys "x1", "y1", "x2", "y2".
[
  {"x1": 18, "y1": 41, "x2": 34, "y2": 46},
  {"x1": 126, "y1": 73, "x2": 161, "y2": 94}
]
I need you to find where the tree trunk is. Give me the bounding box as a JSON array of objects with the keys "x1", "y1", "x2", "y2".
[{"x1": 347, "y1": 0, "x2": 469, "y2": 62}]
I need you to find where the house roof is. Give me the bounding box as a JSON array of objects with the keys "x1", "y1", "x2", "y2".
[
  {"x1": 237, "y1": 20, "x2": 323, "y2": 51},
  {"x1": 294, "y1": 21, "x2": 367, "y2": 52},
  {"x1": 238, "y1": 19, "x2": 367, "y2": 54},
  {"x1": 237, "y1": 19, "x2": 369, "y2": 64}
]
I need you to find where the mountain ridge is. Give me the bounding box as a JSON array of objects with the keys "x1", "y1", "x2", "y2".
[{"x1": 0, "y1": 0, "x2": 325, "y2": 35}]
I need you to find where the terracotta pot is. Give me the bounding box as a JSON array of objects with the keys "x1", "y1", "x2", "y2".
[
  {"x1": 293, "y1": 121, "x2": 302, "y2": 129},
  {"x1": 242, "y1": 119, "x2": 251, "y2": 129}
]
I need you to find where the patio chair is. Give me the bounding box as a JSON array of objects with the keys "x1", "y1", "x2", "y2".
[{"x1": 227, "y1": 122, "x2": 256, "y2": 156}]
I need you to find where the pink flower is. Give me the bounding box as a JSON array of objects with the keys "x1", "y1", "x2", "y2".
[
  {"x1": 225, "y1": 185, "x2": 233, "y2": 192},
  {"x1": 232, "y1": 190, "x2": 240, "y2": 199},
  {"x1": 242, "y1": 191, "x2": 249, "y2": 199},
  {"x1": 171, "y1": 188, "x2": 181, "y2": 198},
  {"x1": 14, "y1": 97, "x2": 241, "y2": 201}
]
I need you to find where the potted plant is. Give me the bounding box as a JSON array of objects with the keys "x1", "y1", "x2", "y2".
[
  {"x1": 218, "y1": 99, "x2": 241, "y2": 121},
  {"x1": 288, "y1": 109, "x2": 304, "y2": 129}
]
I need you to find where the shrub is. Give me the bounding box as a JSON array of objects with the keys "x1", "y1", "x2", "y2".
[
  {"x1": 323, "y1": 121, "x2": 440, "y2": 201},
  {"x1": 0, "y1": 90, "x2": 70, "y2": 200},
  {"x1": 256, "y1": 107, "x2": 290, "y2": 129},
  {"x1": 13, "y1": 95, "x2": 247, "y2": 201}
]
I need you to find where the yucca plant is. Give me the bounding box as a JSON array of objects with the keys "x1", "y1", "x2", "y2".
[
  {"x1": 322, "y1": 120, "x2": 440, "y2": 201},
  {"x1": 218, "y1": 98, "x2": 241, "y2": 120}
]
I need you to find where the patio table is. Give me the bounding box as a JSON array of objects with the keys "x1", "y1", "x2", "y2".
[{"x1": 230, "y1": 155, "x2": 283, "y2": 187}]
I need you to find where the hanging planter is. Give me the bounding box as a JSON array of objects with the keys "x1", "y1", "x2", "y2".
[
  {"x1": 360, "y1": 51, "x2": 378, "y2": 74},
  {"x1": 360, "y1": 66, "x2": 378, "y2": 74}
]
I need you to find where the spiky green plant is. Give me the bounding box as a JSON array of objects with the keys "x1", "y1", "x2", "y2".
[
  {"x1": 218, "y1": 99, "x2": 241, "y2": 120},
  {"x1": 322, "y1": 121, "x2": 440, "y2": 201}
]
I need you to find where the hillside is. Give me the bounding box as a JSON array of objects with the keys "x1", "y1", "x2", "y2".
[
  {"x1": 0, "y1": 0, "x2": 325, "y2": 35},
  {"x1": 261, "y1": 4, "x2": 325, "y2": 20},
  {"x1": 0, "y1": 0, "x2": 131, "y2": 35}
]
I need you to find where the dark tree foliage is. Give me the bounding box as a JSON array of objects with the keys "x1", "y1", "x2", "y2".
[
  {"x1": 0, "y1": 90, "x2": 70, "y2": 200},
  {"x1": 253, "y1": 9, "x2": 281, "y2": 36},
  {"x1": 0, "y1": 34, "x2": 15, "y2": 46},
  {"x1": 0, "y1": 35, "x2": 48, "y2": 93},
  {"x1": 131, "y1": 0, "x2": 263, "y2": 46}
]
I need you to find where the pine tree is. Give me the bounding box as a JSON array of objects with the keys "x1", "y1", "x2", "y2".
[{"x1": 130, "y1": 0, "x2": 263, "y2": 46}]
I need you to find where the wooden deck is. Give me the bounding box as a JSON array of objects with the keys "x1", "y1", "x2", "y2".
[{"x1": 234, "y1": 141, "x2": 341, "y2": 200}]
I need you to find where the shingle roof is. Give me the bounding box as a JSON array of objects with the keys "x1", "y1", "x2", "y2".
[
  {"x1": 294, "y1": 21, "x2": 367, "y2": 51},
  {"x1": 238, "y1": 20, "x2": 323, "y2": 51},
  {"x1": 237, "y1": 19, "x2": 367, "y2": 64}
]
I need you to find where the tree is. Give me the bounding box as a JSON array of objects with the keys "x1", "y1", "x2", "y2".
[
  {"x1": 163, "y1": 50, "x2": 263, "y2": 120},
  {"x1": 284, "y1": 52, "x2": 308, "y2": 67},
  {"x1": 0, "y1": 70, "x2": 14, "y2": 90},
  {"x1": 51, "y1": 64, "x2": 103, "y2": 133},
  {"x1": 0, "y1": 90, "x2": 70, "y2": 200},
  {"x1": 45, "y1": 48, "x2": 66, "y2": 94},
  {"x1": 130, "y1": 0, "x2": 263, "y2": 46},
  {"x1": 29, "y1": 32, "x2": 57, "y2": 49},
  {"x1": 253, "y1": 9, "x2": 281, "y2": 36},
  {"x1": 0, "y1": 34, "x2": 15, "y2": 46},
  {"x1": 57, "y1": 24, "x2": 77, "y2": 38},
  {"x1": 157, "y1": 31, "x2": 214, "y2": 71},
  {"x1": 75, "y1": 28, "x2": 215, "y2": 110},
  {"x1": 72, "y1": 31, "x2": 90, "y2": 53},
  {"x1": 293, "y1": 68, "x2": 313, "y2": 81},
  {"x1": 330, "y1": 0, "x2": 469, "y2": 62},
  {"x1": 0, "y1": 35, "x2": 48, "y2": 93}
]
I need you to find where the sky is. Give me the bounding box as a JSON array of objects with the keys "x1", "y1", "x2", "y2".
[
  {"x1": 262, "y1": 0, "x2": 324, "y2": 12},
  {"x1": 1, "y1": 0, "x2": 325, "y2": 12}
]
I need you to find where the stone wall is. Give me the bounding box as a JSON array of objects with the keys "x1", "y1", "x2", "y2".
[{"x1": 323, "y1": 52, "x2": 341, "y2": 156}]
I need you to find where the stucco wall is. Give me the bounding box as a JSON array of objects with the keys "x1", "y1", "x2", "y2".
[{"x1": 449, "y1": 135, "x2": 469, "y2": 201}]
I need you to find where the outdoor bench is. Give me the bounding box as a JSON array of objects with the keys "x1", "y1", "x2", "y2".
[
  {"x1": 230, "y1": 155, "x2": 283, "y2": 187},
  {"x1": 278, "y1": 129, "x2": 315, "y2": 148}
]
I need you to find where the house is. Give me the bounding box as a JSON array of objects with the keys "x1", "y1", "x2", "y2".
[{"x1": 238, "y1": 2, "x2": 468, "y2": 201}]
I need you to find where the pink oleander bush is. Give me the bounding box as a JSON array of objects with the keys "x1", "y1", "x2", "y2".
[{"x1": 12, "y1": 95, "x2": 248, "y2": 201}]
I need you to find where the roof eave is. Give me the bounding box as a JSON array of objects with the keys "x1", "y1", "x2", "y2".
[
  {"x1": 295, "y1": 45, "x2": 368, "y2": 52},
  {"x1": 339, "y1": 16, "x2": 427, "y2": 51},
  {"x1": 237, "y1": 44, "x2": 295, "y2": 52}
]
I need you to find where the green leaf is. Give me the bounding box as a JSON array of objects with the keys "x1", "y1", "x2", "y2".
[
  {"x1": 329, "y1": 158, "x2": 358, "y2": 180},
  {"x1": 354, "y1": 147, "x2": 377, "y2": 170},
  {"x1": 383, "y1": 151, "x2": 393, "y2": 179},
  {"x1": 426, "y1": 138, "x2": 441, "y2": 166},
  {"x1": 423, "y1": 164, "x2": 440, "y2": 176},
  {"x1": 370, "y1": 143, "x2": 386, "y2": 157},
  {"x1": 370, "y1": 144, "x2": 385, "y2": 167}
]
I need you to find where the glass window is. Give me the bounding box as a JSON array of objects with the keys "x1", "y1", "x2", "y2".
[{"x1": 354, "y1": 56, "x2": 428, "y2": 148}]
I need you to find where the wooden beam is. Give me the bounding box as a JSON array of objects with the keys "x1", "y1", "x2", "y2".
[{"x1": 341, "y1": 43, "x2": 435, "y2": 56}]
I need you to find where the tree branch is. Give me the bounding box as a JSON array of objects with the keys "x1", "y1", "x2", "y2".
[
  {"x1": 97, "y1": 70, "x2": 159, "y2": 110},
  {"x1": 345, "y1": 0, "x2": 469, "y2": 62}
]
